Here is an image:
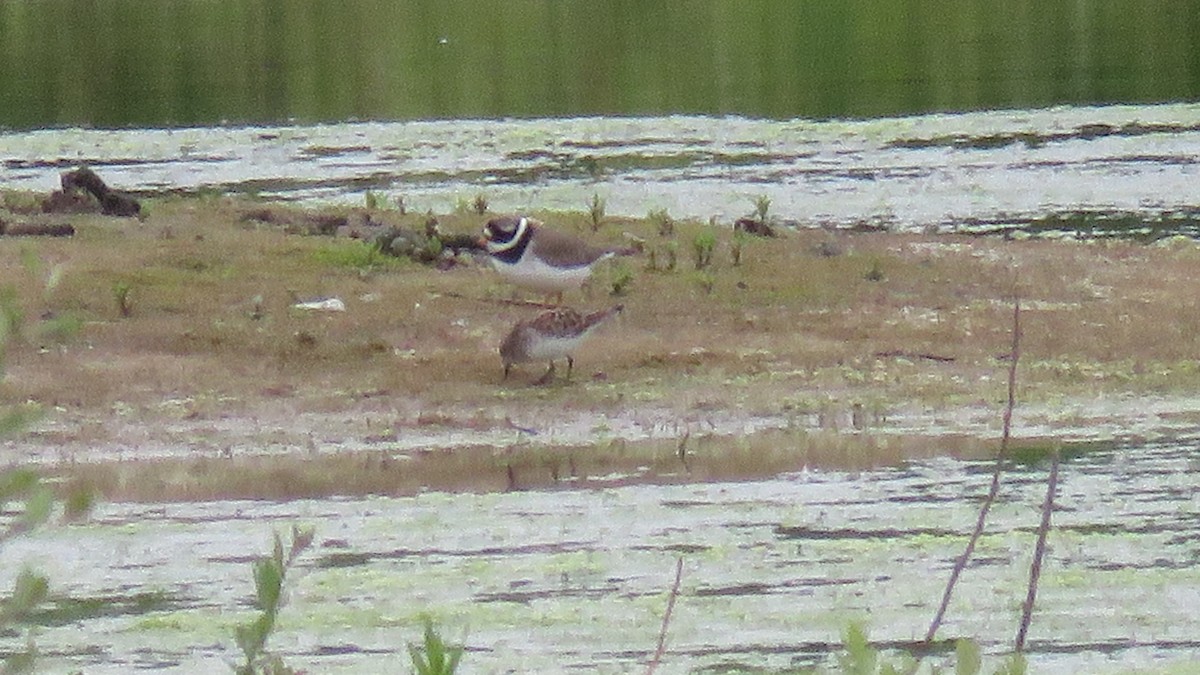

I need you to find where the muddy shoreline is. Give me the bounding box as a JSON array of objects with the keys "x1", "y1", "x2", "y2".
[
  {"x1": 11, "y1": 380, "x2": 1200, "y2": 499},
  {"x1": 2, "y1": 191, "x2": 1200, "y2": 499}
]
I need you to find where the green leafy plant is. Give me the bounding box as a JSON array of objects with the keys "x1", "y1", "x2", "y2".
[
  {"x1": 0, "y1": 286, "x2": 24, "y2": 358},
  {"x1": 409, "y1": 615, "x2": 463, "y2": 675},
  {"x1": 234, "y1": 525, "x2": 316, "y2": 675},
  {"x1": 956, "y1": 638, "x2": 982, "y2": 675},
  {"x1": 0, "y1": 403, "x2": 38, "y2": 438},
  {"x1": 0, "y1": 468, "x2": 94, "y2": 672},
  {"x1": 609, "y1": 262, "x2": 634, "y2": 297},
  {"x1": 0, "y1": 568, "x2": 47, "y2": 672},
  {"x1": 311, "y1": 240, "x2": 399, "y2": 272},
  {"x1": 832, "y1": 623, "x2": 926, "y2": 675},
  {"x1": 364, "y1": 189, "x2": 406, "y2": 213},
  {"x1": 113, "y1": 281, "x2": 133, "y2": 318},
  {"x1": 416, "y1": 232, "x2": 444, "y2": 264},
  {"x1": 692, "y1": 229, "x2": 716, "y2": 270},
  {"x1": 21, "y1": 247, "x2": 63, "y2": 301},
  {"x1": 990, "y1": 653, "x2": 1028, "y2": 675},
  {"x1": 836, "y1": 622, "x2": 880, "y2": 675},
  {"x1": 0, "y1": 468, "x2": 85, "y2": 542},
  {"x1": 645, "y1": 248, "x2": 659, "y2": 272},
  {"x1": 826, "y1": 627, "x2": 1026, "y2": 675},
  {"x1": 37, "y1": 313, "x2": 83, "y2": 345},
  {"x1": 731, "y1": 227, "x2": 749, "y2": 267},
  {"x1": 0, "y1": 251, "x2": 81, "y2": 347},
  {"x1": 828, "y1": 623, "x2": 1020, "y2": 675},
  {"x1": 864, "y1": 259, "x2": 885, "y2": 282},
  {"x1": 648, "y1": 208, "x2": 674, "y2": 237},
  {"x1": 665, "y1": 241, "x2": 679, "y2": 272},
  {"x1": 751, "y1": 193, "x2": 771, "y2": 224},
  {"x1": 0, "y1": 286, "x2": 42, "y2": 428},
  {"x1": 589, "y1": 193, "x2": 606, "y2": 232}
]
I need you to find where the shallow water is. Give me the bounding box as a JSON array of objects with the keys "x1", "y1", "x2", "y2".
[
  {"x1": 4, "y1": 103, "x2": 1200, "y2": 234},
  {"x1": 2, "y1": 435, "x2": 1197, "y2": 673}
]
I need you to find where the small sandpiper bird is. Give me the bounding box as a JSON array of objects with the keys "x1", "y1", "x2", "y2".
[
  {"x1": 481, "y1": 215, "x2": 634, "y2": 304},
  {"x1": 499, "y1": 304, "x2": 624, "y2": 384}
]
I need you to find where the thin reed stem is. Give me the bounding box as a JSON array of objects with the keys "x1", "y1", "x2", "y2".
[
  {"x1": 926, "y1": 297, "x2": 1021, "y2": 643},
  {"x1": 1015, "y1": 446, "x2": 1060, "y2": 651},
  {"x1": 646, "y1": 557, "x2": 684, "y2": 675}
]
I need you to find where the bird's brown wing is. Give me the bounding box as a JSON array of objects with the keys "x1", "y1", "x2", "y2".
[{"x1": 529, "y1": 227, "x2": 612, "y2": 267}]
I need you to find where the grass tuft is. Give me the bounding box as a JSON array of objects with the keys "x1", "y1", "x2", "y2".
[
  {"x1": 692, "y1": 229, "x2": 716, "y2": 269},
  {"x1": 310, "y1": 240, "x2": 403, "y2": 272},
  {"x1": 648, "y1": 208, "x2": 674, "y2": 237},
  {"x1": 409, "y1": 616, "x2": 464, "y2": 675},
  {"x1": 589, "y1": 193, "x2": 606, "y2": 231}
]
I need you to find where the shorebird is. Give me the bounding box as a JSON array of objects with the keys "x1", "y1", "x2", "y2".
[
  {"x1": 481, "y1": 215, "x2": 634, "y2": 304},
  {"x1": 499, "y1": 304, "x2": 624, "y2": 384}
]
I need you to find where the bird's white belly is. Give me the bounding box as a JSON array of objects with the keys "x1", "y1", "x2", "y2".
[
  {"x1": 525, "y1": 334, "x2": 587, "y2": 361},
  {"x1": 492, "y1": 255, "x2": 593, "y2": 293}
]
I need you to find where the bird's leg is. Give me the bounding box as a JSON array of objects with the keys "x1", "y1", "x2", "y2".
[
  {"x1": 503, "y1": 363, "x2": 512, "y2": 381},
  {"x1": 534, "y1": 361, "x2": 556, "y2": 386},
  {"x1": 566, "y1": 355, "x2": 574, "y2": 380}
]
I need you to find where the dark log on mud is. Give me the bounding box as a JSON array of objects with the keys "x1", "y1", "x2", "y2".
[
  {"x1": 41, "y1": 189, "x2": 97, "y2": 215},
  {"x1": 0, "y1": 217, "x2": 76, "y2": 237},
  {"x1": 43, "y1": 166, "x2": 142, "y2": 217},
  {"x1": 734, "y1": 217, "x2": 778, "y2": 237},
  {"x1": 98, "y1": 191, "x2": 142, "y2": 217},
  {"x1": 61, "y1": 165, "x2": 111, "y2": 196}
]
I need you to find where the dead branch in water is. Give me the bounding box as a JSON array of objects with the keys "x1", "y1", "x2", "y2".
[
  {"x1": 646, "y1": 557, "x2": 684, "y2": 675},
  {"x1": 925, "y1": 295, "x2": 1022, "y2": 643},
  {"x1": 1016, "y1": 446, "x2": 1060, "y2": 651}
]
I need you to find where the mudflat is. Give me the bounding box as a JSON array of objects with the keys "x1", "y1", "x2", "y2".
[{"x1": 3, "y1": 195, "x2": 1200, "y2": 500}]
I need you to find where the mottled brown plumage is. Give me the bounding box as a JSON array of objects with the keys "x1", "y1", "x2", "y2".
[{"x1": 499, "y1": 304, "x2": 624, "y2": 384}]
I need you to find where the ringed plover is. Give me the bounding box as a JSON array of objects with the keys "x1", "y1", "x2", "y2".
[{"x1": 481, "y1": 215, "x2": 633, "y2": 303}]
